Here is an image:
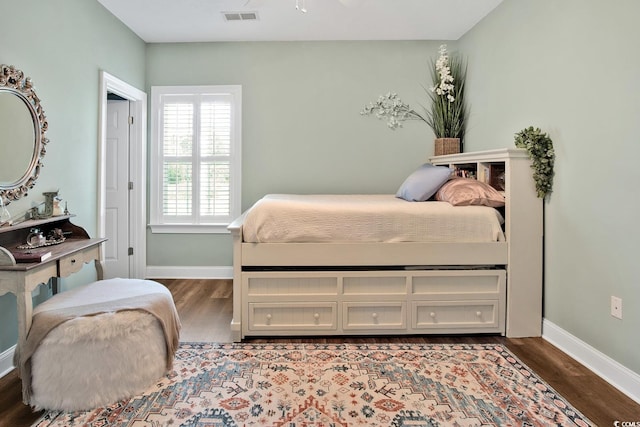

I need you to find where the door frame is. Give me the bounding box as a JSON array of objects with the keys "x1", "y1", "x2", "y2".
[{"x1": 98, "y1": 71, "x2": 147, "y2": 279}]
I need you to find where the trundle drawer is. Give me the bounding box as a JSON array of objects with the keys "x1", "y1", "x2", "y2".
[
  {"x1": 343, "y1": 302, "x2": 406, "y2": 330},
  {"x1": 412, "y1": 300, "x2": 500, "y2": 330},
  {"x1": 248, "y1": 302, "x2": 337, "y2": 331}
]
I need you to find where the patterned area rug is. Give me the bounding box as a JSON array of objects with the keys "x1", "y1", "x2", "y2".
[{"x1": 33, "y1": 343, "x2": 592, "y2": 426}]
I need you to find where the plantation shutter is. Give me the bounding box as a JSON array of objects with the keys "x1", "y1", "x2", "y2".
[
  {"x1": 162, "y1": 100, "x2": 194, "y2": 218},
  {"x1": 199, "y1": 97, "x2": 231, "y2": 218},
  {"x1": 157, "y1": 91, "x2": 236, "y2": 227}
]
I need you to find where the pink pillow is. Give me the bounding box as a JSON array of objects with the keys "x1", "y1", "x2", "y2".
[{"x1": 435, "y1": 178, "x2": 505, "y2": 207}]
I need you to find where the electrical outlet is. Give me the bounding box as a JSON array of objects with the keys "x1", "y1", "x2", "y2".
[{"x1": 611, "y1": 296, "x2": 623, "y2": 319}]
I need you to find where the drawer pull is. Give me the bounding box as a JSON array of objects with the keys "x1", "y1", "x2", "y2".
[
  {"x1": 266, "y1": 313, "x2": 272, "y2": 322},
  {"x1": 313, "y1": 313, "x2": 320, "y2": 320},
  {"x1": 371, "y1": 312, "x2": 378, "y2": 319},
  {"x1": 70, "y1": 259, "x2": 76, "y2": 264},
  {"x1": 476, "y1": 311, "x2": 482, "y2": 317},
  {"x1": 430, "y1": 312, "x2": 436, "y2": 318}
]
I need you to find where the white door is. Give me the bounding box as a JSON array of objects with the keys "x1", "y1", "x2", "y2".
[{"x1": 104, "y1": 99, "x2": 131, "y2": 278}]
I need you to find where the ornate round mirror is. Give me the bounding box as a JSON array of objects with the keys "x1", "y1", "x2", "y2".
[{"x1": 0, "y1": 64, "x2": 48, "y2": 205}]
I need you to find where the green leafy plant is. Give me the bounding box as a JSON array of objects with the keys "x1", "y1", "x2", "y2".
[
  {"x1": 514, "y1": 126, "x2": 555, "y2": 198},
  {"x1": 360, "y1": 45, "x2": 468, "y2": 140}
]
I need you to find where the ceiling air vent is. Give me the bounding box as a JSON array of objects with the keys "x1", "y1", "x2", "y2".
[{"x1": 223, "y1": 11, "x2": 259, "y2": 21}]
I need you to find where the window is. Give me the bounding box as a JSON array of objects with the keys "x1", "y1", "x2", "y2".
[{"x1": 150, "y1": 85, "x2": 242, "y2": 233}]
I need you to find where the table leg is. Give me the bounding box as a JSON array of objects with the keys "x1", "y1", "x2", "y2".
[
  {"x1": 15, "y1": 289, "x2": 33, "y2": 355},
  {"x1": 95, "y1": 259, "x2": 104, "y2": 280},
  {"x1": 51, "y1": 277, "x2": 60, "y2": 294}
]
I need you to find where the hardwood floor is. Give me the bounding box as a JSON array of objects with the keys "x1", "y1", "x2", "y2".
[{"x1": 1, "y1": 278, "x2": 638, "y2": 426}]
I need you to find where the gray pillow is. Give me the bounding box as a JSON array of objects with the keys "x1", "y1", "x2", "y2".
[{"x1": 396, "y1": 163, "x2": 452, "y2": 201}]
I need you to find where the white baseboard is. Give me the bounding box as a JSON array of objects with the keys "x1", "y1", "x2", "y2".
[
  {"x1": 543, "y1": 319, "x2": 640, "y2": 404},
  {"x1": 146, "y1": 265, "x2": 232, "y2": 280},
  {"x1": 0, "y1": 345, "x2": 16, "y2": 379}
]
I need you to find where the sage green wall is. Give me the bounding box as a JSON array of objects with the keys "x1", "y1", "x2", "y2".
[
  {"x1": 459, "y1": 0, "x2": 640, "y2": 375},
  {"x1": 146, "y1": 41, "x2": 446, "y2": 266},
  {"x1": 0, "y1": 0, "x2": 145, "y2": 353}
]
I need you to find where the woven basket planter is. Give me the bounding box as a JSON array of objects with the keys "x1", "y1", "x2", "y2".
[{"x1": 434, "y1": 138, "x2": 461, "y2": 156}]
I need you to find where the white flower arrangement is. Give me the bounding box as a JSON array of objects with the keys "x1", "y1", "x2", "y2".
[
  {"x1": 432, "y1": 44, "x2": 455, "y2": 102},
  {"x1": 361, "y1": 44, "x2": 468, "y2": 140}
]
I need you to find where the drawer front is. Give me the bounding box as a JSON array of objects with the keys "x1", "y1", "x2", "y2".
[
  {"x1": 246, "y1": 275, "x2": 338, "y2": 297},
  {"x1": 411, "y1": 270, "x2": 505, "y2": 297},
  {"x1": 412, "y1": 300, "x2": 499, "y2": 330},
  {"x1": 248, "y1": 302, "x2": 337, "y2": 331},
  {"x1": 58, "y1": 246, "x2": 99, "y2": 277},
  {"x1": 343, "y1": 275, "x2": 406, "y2": 296},
  {"x1": 343, "y1": 302, "x2": 406, "y2": 330}
]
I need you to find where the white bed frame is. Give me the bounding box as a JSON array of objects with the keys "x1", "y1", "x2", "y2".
[{"x1": 228, "y1": 149, "x2": 542, "y2": 341}]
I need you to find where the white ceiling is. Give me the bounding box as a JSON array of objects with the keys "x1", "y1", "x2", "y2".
[{"x1": 97, "y1": 0, "x2": 503, "y2": 43}]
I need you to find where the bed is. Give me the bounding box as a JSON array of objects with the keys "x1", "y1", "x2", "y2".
[{"x1": 228, "y1": 149, "x2": 543, "y2": 340}]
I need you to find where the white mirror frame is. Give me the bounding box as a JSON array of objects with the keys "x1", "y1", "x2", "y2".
[{"x1": 0, "y1": 64, "x2": 49, "y2": 205}]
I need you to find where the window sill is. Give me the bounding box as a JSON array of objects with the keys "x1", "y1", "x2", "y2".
[{"x1": 148, "y1": 224, "x2": 231, "y2": 234}]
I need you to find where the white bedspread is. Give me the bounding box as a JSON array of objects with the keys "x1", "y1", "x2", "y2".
[{"x1": 242, "y1": 194, "x2": 505, "y2": 243}]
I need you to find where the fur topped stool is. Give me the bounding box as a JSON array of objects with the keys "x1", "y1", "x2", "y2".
[{"x1": 14, "y1": 278, "x2": 181, "y2": 411}]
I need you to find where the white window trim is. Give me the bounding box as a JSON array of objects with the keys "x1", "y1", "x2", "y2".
[{"x1": 149, "y1": 85, "x2": 242, "y2": 234}]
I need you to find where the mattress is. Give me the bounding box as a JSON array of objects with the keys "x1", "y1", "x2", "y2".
[{"x1": 242, "y1": 194, "x2": 505, "y2": 243}]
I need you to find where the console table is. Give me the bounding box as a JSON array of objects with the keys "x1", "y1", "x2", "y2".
[{"x1": 0, "y1": 215, "x2": 106, "y2": 353}]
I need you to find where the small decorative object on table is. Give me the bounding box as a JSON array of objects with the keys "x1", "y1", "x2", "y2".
[
  {"x1": 0, "y1": 197, "x2": 10, "y2": 227},
  {"x1": 40, "y1": 191, "x2": 58, "y2": 219},
  {"x1": 16, "y1": 228, "x2": 67, "y2": 250},
  {"x1": 52, "y1": 196, "x2": 64, "y2": 216},
  {"x1": 361, "y1": 45, "x2": 468, "y2": 156},
  {"x1": 26, "y1": 228, "x2": 46, "y2": 247},
  {"x1": 48, "y1": 228, "x2": 66, "y2": 241},
  {"x1": 13, "y1": 249, "x2": 52, "y2": 263}
]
